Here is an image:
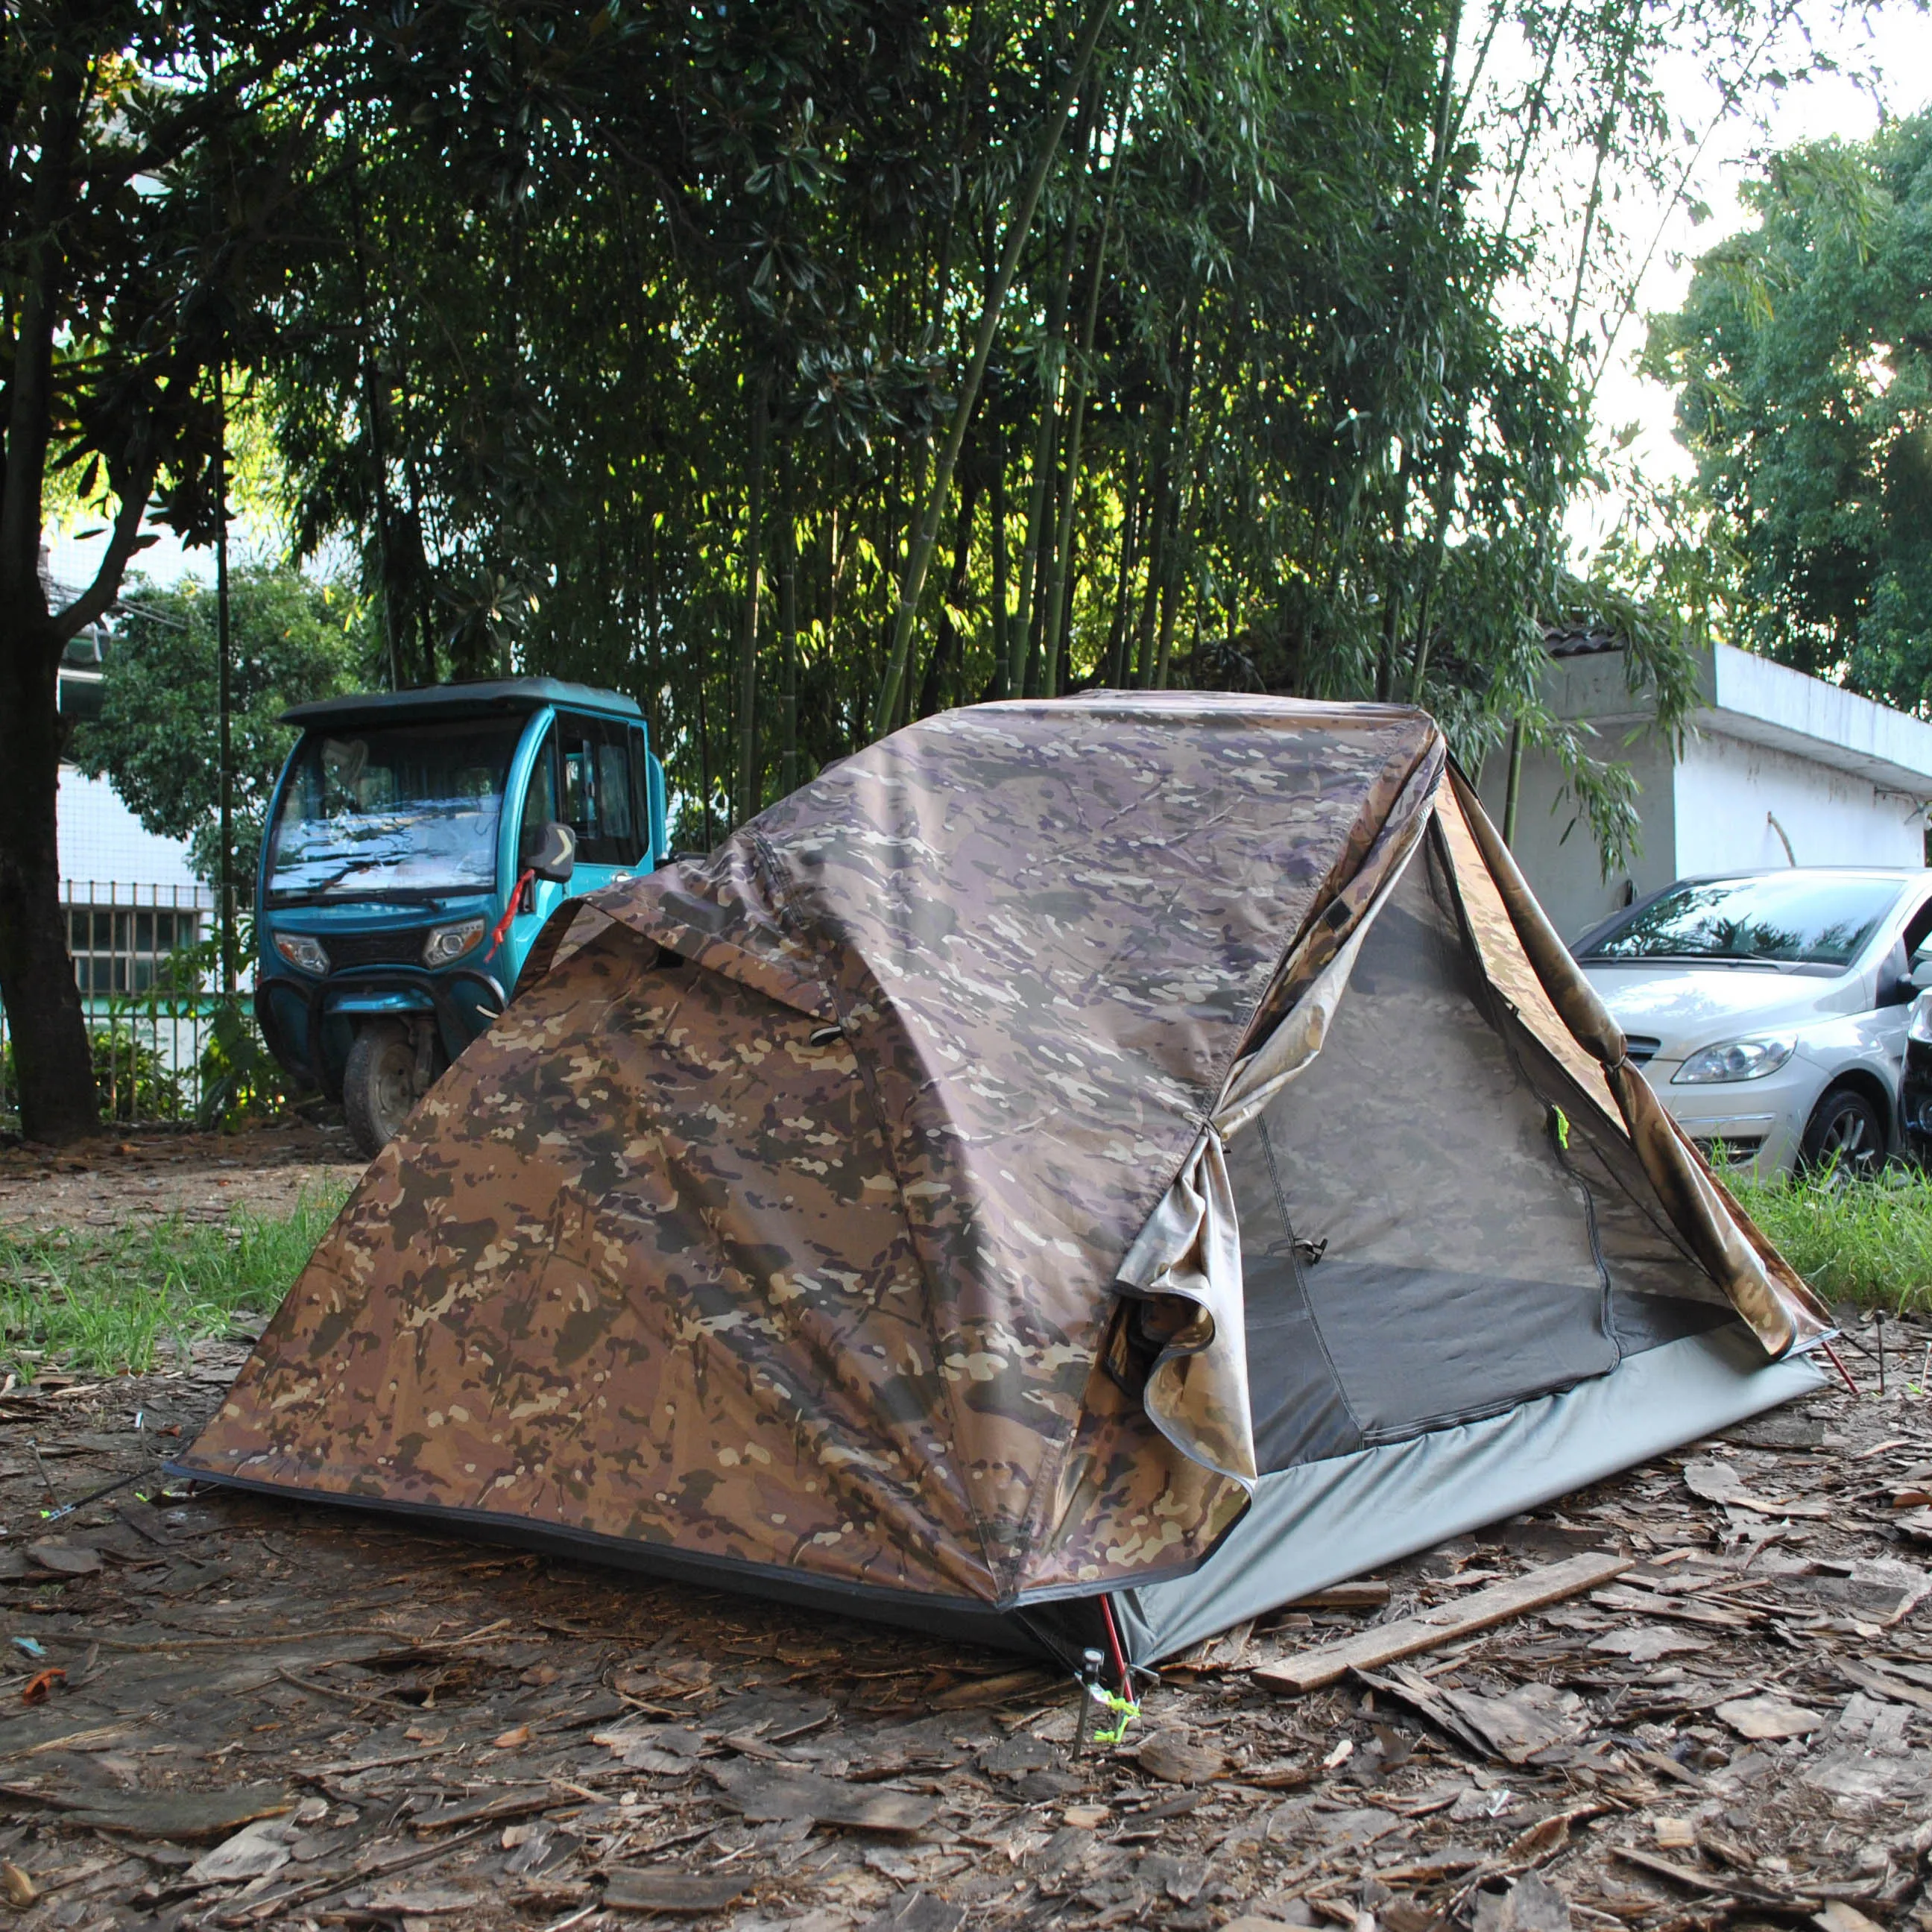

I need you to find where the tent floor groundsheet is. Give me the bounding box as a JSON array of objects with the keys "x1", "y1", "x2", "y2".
[{"x1": 1111, "y1": 1325, "x2": 1828, "y2": 1664}]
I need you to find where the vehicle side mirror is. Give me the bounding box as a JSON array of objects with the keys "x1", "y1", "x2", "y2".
[{"x1": 522, "y1": 820, "x2": 575, "y2": 883}]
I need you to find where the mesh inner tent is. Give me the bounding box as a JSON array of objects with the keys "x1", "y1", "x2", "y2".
[{"x1": 1233, "y1": 831, "x2": 1735, "y2": 1477}]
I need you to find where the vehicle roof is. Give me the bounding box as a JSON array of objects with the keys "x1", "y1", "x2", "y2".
[
  {"x1": 281, "y1": 678, "x2": 642, "y2": 730},
  {"x1": 1655, "y1": 866, "x2": 1928, "y2": 882}
]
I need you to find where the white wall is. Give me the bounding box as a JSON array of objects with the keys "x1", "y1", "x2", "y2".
[
  {"x1": 57, "y1": 767, "x2": 201, "y2": 895},
  {"x1": 1673, "y1": 727, "x2": 1926, "y2": 876},
  {"x1": 1474, "y1": 729, "x2": 1680, "y2": 942}
]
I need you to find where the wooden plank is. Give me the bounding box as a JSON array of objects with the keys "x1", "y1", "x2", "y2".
[
  {"x1": 1251, "y1": 1552, "x2": 1631, "y2": 1694},
  {"x1": 1291, "y1": 1581, "x2": 1392, "y2": 1611}
]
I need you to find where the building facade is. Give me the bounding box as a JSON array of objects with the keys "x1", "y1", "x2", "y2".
[{"x1": 1478, "y1": 637, "x2": 1932, "y2": 941}]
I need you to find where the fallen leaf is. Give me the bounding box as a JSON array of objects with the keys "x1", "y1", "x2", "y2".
[
  {"x1": 0, "y1": 1861, "x2": 35, "y2": 1908},
  {"x1": 492, "y1": 1724, "x2": 532, "y2": 1749},
  {"x1": 711, "y1": 1761, "x2": 937, "y2": 1835},
  {"x1": 25, "y1": 1543, "x2": 101, "y2": 1576},
  {"x1": 1471, "y1": 1872, "x2": 1570, "y2": 1932},
  {"x1": 1439, "y1": 1683, "x2": 1587, "y2": 1764},
  {"x1": 1715, "y1": 1695, "x2": 1823, "y2": 1741},
  {"x1": 1588, "y1": 1628, "x2": 1711, "y2": 1662},
  {"x1": 19, "y1": 1670, "x2": 65, "y2": 1705},
  {"x1": 184, "y1": 1817, "x2": 297, "y2": 1886},
  {"x1": 1680, "y1": 1459, "x2": 1828, "y2": 1518},
  {"x1": 1137, "y1": 1732, "x2": 1230, "y2": 1785},
  {"x1": 62, "y1": 1784, "x2": 294, "y2": 1843},
  {"x1": 857, "y1": 1891, "x2": 967, "y2": 1932},
  {"x1": 1814, "y1": 1903, "x2": 1887, "y2": 1932}
]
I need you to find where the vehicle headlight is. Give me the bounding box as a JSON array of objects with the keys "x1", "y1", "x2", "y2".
[
  {"x1": 274, "y1": 932, "x2": 330, "y2": 976},
  {"x1": 1911, "y1": 994, "x2": 1932, "y2": 1045},
  {"x1": 422, "y1": 918, "x2": 486, "y2": 967},
  {"x1": 1672, "y1": 1035, "x2": 1797, "y2": 1084}
]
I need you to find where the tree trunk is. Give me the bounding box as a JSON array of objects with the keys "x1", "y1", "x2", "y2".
[
  {"x1": 871, "y1": 0, "x2": 1117, "y2": 735},
  {"x1": 1152, "y1": 306, "x2": 1200, "y2": 689},
  {"x1": 0, "y1": 69, "x2": 118, "y2": 1145},
  {"x1": 214, "y1": 373, "x2": 236, "y2": 992},
  {"x1": 1105, "y1": 478, "x2": 1140, "y2": 688},
  {"x1": 0, "y1": 627, "x2": 97, "y2": 1143},
  {"x1": 989, "y1": 438, "x2": 1011, "y2": 698},
  {"x1": 733, "y1": 370, "x2": 771, "y2": 825},
  {"x1": 1043, "y1": 78, "x2": 1130, "y2": 696},
  {"x1": 1049, "y1": 484, "x2": 1082, "y2": 694},
  {"x1": 780, "y1": 442, "x2": 799, "y2": 798},
  {"x1": 1132, "y1": 428, "x2": 1168, "y2": 688},
  {"x1": 918, "y1": 478, "x2": 981, "y2": 717},
  {"x1": 697, "y1": 642, "x2": 716, "y2": 852},
  {"x1": 1014, "y1": 206, "x2": 1080, "y2": 699}
]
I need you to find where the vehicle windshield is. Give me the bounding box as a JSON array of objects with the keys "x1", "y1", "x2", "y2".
[
  {"x1": 1580, "y1": 874, "x2": 1903, "y2": 968},
  {"x1": 266, "y1": 719, "x2": 523, "y2": 901}
]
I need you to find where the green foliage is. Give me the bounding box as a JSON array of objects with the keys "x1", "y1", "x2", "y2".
[
  {"x1": 69, "y1": 566, "x2": 370, "y2": 894},
  {"x1": 197, "y1": 994, "x2": 291, "y2": 1131},
  {"x1": 236, "y1": 0, "x2": 1814, "y2": 870},
  {"x1": 1647, "y1": 113, "x2": 1932, "y2": 711},
  {"x1": 1, "y1": 1026, "x2": 183, "y2": 1126},
  {"x1": 1, "y1": 926, "x2": 294, "y2": 1131},
  {"x1": 0, "y1": 1189, "x2": 349, "y2": 1383},
  {"x1": 1736, "y1": 1167, "x2": 1932, "y2": 1316}
]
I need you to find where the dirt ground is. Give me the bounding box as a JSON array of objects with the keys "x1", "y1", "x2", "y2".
[
  {"x1": 0, "y1": 1121, "x2": 366, "y2": 1237},
  {"x1": 0, "y1": 1143, "x2": 1929, "y2": 1932}
]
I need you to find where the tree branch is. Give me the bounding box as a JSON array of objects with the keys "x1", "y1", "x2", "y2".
[{"x1": 51, "y1": 422, "x2": 159, "y2": 649}]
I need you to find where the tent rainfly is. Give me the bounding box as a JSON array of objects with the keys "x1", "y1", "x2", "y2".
[{"x1": 179, "y1": 695, "x2": 1830, "y2": 1670}]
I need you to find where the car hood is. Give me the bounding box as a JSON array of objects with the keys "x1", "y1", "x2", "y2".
[{"x1": 1579, "y1": 962, "x2": 1864, "y2": 1050}]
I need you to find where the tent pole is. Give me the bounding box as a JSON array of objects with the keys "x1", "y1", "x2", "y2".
[{"x1": 1099, "y1": 1594, "x2": 1130, "y2": 1694}]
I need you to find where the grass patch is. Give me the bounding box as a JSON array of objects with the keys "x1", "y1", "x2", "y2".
[
  {"x1": 0, "y1": 1185, "x2": 350, "y2": 1382},
  {"x1": 1734, "y1": 1166, "x2": 1932, "y2": 1315}
]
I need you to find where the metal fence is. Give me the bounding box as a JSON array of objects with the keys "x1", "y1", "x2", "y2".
[{"x1": 0, "y1": 881, "x2": 232, "y2": 1126}]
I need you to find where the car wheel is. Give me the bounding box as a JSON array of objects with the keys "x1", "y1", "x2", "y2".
[
  {"x1": 343, "y1": 1022, "x2": 420, "y2": 1158},
  {"x1": 1799, "y1": 1085, "x2": 1887, "y2": 1181}
]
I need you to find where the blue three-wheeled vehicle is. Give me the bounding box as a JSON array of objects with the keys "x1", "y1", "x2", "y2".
[{"x1": 253, "y1": 679, "x2": 667, "y2": 1155}]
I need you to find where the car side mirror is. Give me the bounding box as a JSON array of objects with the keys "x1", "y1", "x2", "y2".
[{"x1": 522, "y1": 820, "x2": 575, "y2": 883}]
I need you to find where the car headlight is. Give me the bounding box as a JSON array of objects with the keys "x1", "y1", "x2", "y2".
[
  {"x1": 422, "y1": 918, "x2": 486, "y2": 967},
  {"x1": 1672, "y1": 1035, "x2": 1797, "y2": 1085},
  {"x1": 273, "y1": 932, "x2": 330, "y2": 976},
  {"x1": 1910, "y1": 994, "x2": 1932, "y2": 1045}
]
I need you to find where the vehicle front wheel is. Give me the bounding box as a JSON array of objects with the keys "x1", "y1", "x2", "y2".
[
  {"x1": 343, "y1": 1022, "x2": 423, "y2": 1159},
  {"x1": 1798, "y1": 1085, "x2": 1887, "y2": 1181}
]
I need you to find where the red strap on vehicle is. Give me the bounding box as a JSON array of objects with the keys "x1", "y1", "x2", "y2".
[{"x1": 484, "y1": 870, "x2": 535, "y2": 962}]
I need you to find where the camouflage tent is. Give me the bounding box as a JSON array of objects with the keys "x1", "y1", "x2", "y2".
[{"x1": 180, "y1": 695, "x2": 1828, "y2": 1667}]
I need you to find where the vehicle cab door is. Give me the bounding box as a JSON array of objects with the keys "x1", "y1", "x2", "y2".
[
  {"x1": 1877, "y1": 890, "x2": 1932, "y2": 1073},
  {"x1": 553, "y1": 711, "x2": 651, "y2": 895}
]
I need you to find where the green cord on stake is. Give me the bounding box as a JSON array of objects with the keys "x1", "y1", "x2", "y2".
[{"x1": 1090, "y1": 1685, "x2": 1140, "y2": 1746}]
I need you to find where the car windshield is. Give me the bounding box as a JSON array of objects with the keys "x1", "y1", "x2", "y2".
[
  {"x1": 1580, "y1": 874, "x2": 1903, "y2": 968},
  {"x1": 266, "y1": 719, "x2": 523, "y2": 901}
]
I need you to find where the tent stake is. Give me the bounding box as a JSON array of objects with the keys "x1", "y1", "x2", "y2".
[{"x1": 1820, "y1": 1339, "x2": 1860, "y2": 1398}]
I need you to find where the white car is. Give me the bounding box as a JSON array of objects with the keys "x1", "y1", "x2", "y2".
[{"x1": 1573, "y1": 868, "x2": 1932, "y2": 1177}]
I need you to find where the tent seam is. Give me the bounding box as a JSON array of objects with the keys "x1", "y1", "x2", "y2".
[{"x1": 748, "y1": 821, "x2": 1011, "y2": 1601}]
